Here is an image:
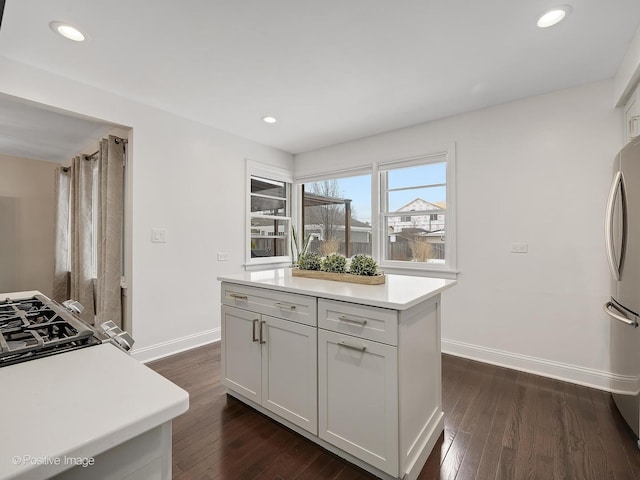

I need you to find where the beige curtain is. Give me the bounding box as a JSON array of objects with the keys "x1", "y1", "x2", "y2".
[
  {"x1": 69, "y1": 155, "x2": 96, "y2": 323},
  {"x1": 95, "y1": 136, "x2": 124, "y2": 328},
  {"x1": 52, "y1": 167, "x2": 71, "y2": 302},
  {"x1": 53, "y1": 136, "x2": 124, "y2": 327}
]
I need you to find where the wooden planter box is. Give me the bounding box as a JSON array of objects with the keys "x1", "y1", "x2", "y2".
[{"x1": 292, "y1": 268, "x2": 386, "y2": 285}]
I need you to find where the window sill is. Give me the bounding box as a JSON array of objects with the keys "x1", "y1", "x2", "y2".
[
  {"x1": 378, "y1": 264, "x2": 458, "y2": 280},
  {"x1": 244, "y1": 259, "x2": 292, "y2": 272}
]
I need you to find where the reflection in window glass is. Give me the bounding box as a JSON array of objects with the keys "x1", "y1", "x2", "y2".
[
  {"x1": 250, "y1": 175, "x2": 290, "y2": 259},
  {"x1": 250, "y1": 196, "x2": 286, "y2": 216},
  {"x1": 251, "y1": 177, "x2": 286, "y2": 198}
]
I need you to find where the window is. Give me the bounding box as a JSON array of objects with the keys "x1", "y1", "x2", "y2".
[
  {"x1": 379, "y1": 149, "x2": 455, "y2": 272},
  {"x1": 301, "y1": 173, "x2": 372, "y2": 257},
  {"x1": 246, "y1": 161, "x2": 293, "y2": 267}
]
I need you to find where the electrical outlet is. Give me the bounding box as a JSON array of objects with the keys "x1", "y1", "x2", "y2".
[
  {"x1": 217, "y1": 253, "x2": 229, "y2": 261},
  {"x1": 151, "y1": 228, "x2": 167, "y2": 243},
  {"x1": 511, "y1": 243, "x2": 528, "y2": 253}
]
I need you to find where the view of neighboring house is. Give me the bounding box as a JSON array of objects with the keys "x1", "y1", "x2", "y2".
[
  {"x1": 387, "y1": 198, "x2": 445, "y2": 233},
  {"x1": 386, "y1": 198, "x2": 446, "y2": 261}
]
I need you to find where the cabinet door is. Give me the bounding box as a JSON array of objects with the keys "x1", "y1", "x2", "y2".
[
  {"x1": 261, "y1": 315, "x2": 317, "y2": 434},
  {"x1": 625, "y1": 87, "x2": 639, "y2": 144},
  {"x1": 318, "y1": 329, "x2": 399, "y2": 477},
  {"x1": 221, "y1": 305, "x2": 262, "y2": 402}
]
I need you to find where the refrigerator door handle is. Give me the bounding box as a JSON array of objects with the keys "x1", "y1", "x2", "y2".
[
  {"x1": 605, "y1": 170, "x2": 627, "y2": 281},
  {"x1": 603, "y1": 301, "x2": 638, "y2": 327}
]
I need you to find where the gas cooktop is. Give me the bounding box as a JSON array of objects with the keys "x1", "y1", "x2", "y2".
[{"x1": 0, "y1": 294, "x2": 130, "y2": 367}]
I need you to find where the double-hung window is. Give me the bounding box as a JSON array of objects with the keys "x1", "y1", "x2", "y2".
[
  {"x1": 379, "y1": 148, "x2": 456, "y2": 273},
  {"x1": 246, "y1": 161, "x2": 292, "y2": 267}
]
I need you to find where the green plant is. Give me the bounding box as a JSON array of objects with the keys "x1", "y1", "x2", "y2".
[
  {"x1": 321, "y1": 253, "x2": 347, "y2": 273},
  {"x1": 349, "y1": 254, "x2": 379, "y2": 276},
  {"x1": 297, "y1": 252, "x2": 322, "y2": 271}
]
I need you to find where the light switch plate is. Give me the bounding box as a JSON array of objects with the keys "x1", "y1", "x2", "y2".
[
  {"x1": 511, "y1": 242, "x2": 528, "y2": 253},
  {"x1": 217, "y1": 253, "x2": 229, "y2": 261},
  {"x1": 151, "y1": 228, "x2": 167, "y2": 243}
]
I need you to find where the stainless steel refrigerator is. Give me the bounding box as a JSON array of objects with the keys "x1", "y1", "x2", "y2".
[{"x1": 604, "y1": 135, "x2": 640, "y2": 445}]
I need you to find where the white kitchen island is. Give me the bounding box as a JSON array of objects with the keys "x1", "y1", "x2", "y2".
[
  {"x1": 218, "y1": 269, "x2": 456, "y2": 480},
  {"x1": 0, "y1": 341, "x2": 189, "y2": 480}
]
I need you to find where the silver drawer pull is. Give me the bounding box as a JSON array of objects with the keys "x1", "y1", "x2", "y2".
[
  {"x1": 252, "y1": 319, "x2": 259, "y2": 342},
  {"x1": 338, "y1": 315, "x2": 367, "y2": 326},
  {"x1": 275, "y1": 302, "x2": 297, "y2": 311},
  {"x1": 338, "y1": 340, "x2": 366, "y2": 352},
  {"x1": 229, "y1": 293, "x2": 248, "y2": 300},
  {"x1": 260, "y1": 320, "x2": 267, "y2": 344}
]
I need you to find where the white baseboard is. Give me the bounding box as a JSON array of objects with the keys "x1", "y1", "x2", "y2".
[
  {"x1": 131, "y1": 328, "x2": 221, "y2": 364},
  {"x1": 442, "y1": 338, "x2": 640, "y2": 395}
]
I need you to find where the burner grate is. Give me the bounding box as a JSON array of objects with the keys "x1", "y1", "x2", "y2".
[{"x1": 0, "y1": 295, "x2": 100, "y2": 367}]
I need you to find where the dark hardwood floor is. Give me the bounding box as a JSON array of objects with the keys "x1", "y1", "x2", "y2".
[{"x1": 148, "y1": 343, "x2": 640, "y2": 480}]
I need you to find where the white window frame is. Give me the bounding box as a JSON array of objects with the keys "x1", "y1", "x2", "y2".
[
  {"x1": 246, "y1": 160, "x2": 294, "y2": 270},
  {"x1": 377, "y1": 145, "x2": 457, "y2": 276}
]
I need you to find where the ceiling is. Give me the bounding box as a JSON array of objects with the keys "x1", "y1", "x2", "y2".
[
  {"x1": 0, "y1": 0, "x2": 639, "y2": 158},
  {"x1": 0, "y1": 94, "x2": 115, "y2": 163}
]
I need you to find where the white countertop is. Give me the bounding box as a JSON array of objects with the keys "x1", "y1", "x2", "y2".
[
  {"x1": 1, "y1": 290, "x2": 43, "y2": 299},
  {"x1": 0, "y1": 343, "x2": 189, "y2": 480},
  {"x1": 218, "y1": 269, "x2": 456, "y2": 310}
]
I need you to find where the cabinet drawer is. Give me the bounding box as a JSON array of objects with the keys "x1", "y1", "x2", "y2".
[
  {"x1": 318, "y1": 299, "x2": 397, "y2": 346},
  {"x1": 222, "y1": 283, "x2": 317, "y2": 326}
]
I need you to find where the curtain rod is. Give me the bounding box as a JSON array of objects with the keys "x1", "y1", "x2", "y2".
[{"x1": 84, "y1": 136, "x2": 128, "y2": 160}]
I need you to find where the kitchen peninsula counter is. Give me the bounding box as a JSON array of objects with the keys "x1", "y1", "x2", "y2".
[
  {"x1": 0, "y1": 342, "x2": 189, "y2": 480},
  {"x1": 218, "y1": 268, "x2": 456, "y2": 480}
]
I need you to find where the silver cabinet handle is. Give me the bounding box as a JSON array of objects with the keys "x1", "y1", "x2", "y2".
[
  {"x1": 252, "y1": 319, "x2": 259, "y2": 342},
  {"x1": 275, "y1": 302, "x2": 297, "y2": 311},
  {"x1": 338, "y1": 315, "x2": 367, "y2": 326},
  {"x1": 338, "y1": 340, "x2": 366, "y2": 352},
  {"x1": 229, "y1": 293, "x2": 248, "y2": 300},
  {"x1": 259, "y1": 320, "x2": 267, "y2": 344},
  {"x1": 605, "y1": 171, "x2": 627, "y2": 281},
  {"x1": 604, "y1": 301, "x2": 638, "y2": 327}
]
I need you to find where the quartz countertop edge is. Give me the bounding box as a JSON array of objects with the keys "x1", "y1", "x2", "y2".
[
  {"x1": 218, "y1": 268, "x2": 456, "y2": 310},
  {"x1": 0, "y1": 343, "x2": 189, "y2": 480}
]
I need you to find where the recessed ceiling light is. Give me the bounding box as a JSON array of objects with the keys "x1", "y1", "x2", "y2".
[
  {"x1": 262, "y1": 115, "x2": 277, "y2": 124},
  {"x1": 49, "y1": 21, "x2": 87, "y2": 42},
  {"x1": 537, "y1": 6, "x2": 571, "y2": 28}
]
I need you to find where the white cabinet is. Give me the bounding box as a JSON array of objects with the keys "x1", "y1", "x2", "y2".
[
  {"x1": 221, "y1": 305, "x2": 262, "y2": 402},
  {"x1": 221, "y1": 302, "x2": 317, "y2": 434},
  {"x1": 318, "y1": 328, "x2": 399, "y2": 476},
  {"x1": 624, "y1": 84, "x2": 640, "y2": 144},
  {"x1": 219, "y1": 274, "x2": 452, "y2": 480},
  {"x1": 261, "y1": 315, "x2": 317, "y2": 433},
  {"x1": 317, "y1": 298, "x2": 442, "y2": 479}
]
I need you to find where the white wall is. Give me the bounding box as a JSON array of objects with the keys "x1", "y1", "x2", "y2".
[
  {"x1": 295, "y1": 80, "x2": 623, "y2": 390},
  {"x1": 0, "y1": 153, "x2": 57, "y2": 296},
  {"x1": 615, "y1": 22, "x2": 640, "y2": 105},
  {"x1": 0, "y1": 56, "x2": 293, "y2": 361}
]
